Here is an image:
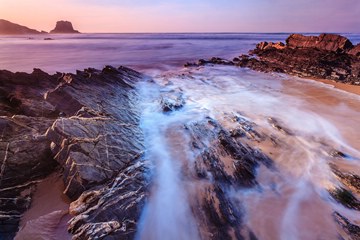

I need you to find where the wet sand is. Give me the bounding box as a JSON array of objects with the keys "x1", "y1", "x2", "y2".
[
  {"x1": 306, "y1": 77, "x2": 360, "y2": 96},
  {"x1": 15, "y1": 172, "x2": 72, "y2": 240}
]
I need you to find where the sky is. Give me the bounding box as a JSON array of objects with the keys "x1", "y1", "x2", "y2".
[{"x1": 0, "y1": 0, "x2": 359, "y2": 33}]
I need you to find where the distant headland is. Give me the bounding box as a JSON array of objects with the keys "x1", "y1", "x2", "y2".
[{"x1": 0, "y1": 19, "x2": 80, "y2": 34}]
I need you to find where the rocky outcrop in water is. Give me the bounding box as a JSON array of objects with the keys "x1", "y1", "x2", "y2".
[
  {"x1": 186, "y1": 116, "x2": 274, "y2": 239},
  {"x1": 0, "y1": 19, "x2": 44, "y2": 35},
  {"x1": 0, "y1": 66, "x2": 146, "y2": 239},
  {"x1": 187, "y1": 34, "x2": 360, "y2": 85},
  {"x1": 50, "y1": 21, "x2": 80, "y2": 34},
  {"x1": 286, "y1": 34, "x2": 354, "y2": 53}
]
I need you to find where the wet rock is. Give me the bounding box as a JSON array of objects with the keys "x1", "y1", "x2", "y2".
[
  {"x1": 68, "y1": 161, "x2": 148, "y2": 239},
  {"x1": 267, "y1": 117, "x2": 294, "y2": 136},
  {"x1": 160, "y1": 89, "x2": 185, "y2": 112},
  {"x1": 329, "y1": 187, "x2": 360, "y2": 210},
  {"x1": 185, "y1": 117, "x2": 272, "y2": 239},
  {"x1": 44, "y1": 67, "x2": 145, "y2": 201},
  {"x1": 333, "y1": 212, "x2": 360, "y2": 239},
  {"x1": 330, "y1": 163, "x2": 360, "y2": 194},
  {"x1": 184, "y1": 57, "x2": 234, "y2": 68},
  {"x1": 0, "y1": 66, "x2": 147, "y2": 239},
  {"x1": 0, "y1": 68, "x2": 61, "y2": 239},
  {"x1": 201, "y1": 184, "x2": 243, "y2": 240}
]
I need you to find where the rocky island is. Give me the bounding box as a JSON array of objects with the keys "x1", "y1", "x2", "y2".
[{"x1": 50, "y1": 21, "x2": 80, "y2": 34}]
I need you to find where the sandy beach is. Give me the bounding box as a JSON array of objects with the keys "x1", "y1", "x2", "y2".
[{"x1": 310, "y1": 77, "x2": 360, "y2": 96}]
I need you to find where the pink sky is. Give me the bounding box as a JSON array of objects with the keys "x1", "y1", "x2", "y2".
[{"x1": 0, "y1": 0, "x2": 359, "y2": 33}]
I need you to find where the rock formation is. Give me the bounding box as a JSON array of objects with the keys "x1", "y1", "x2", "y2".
[
  {"x1": 286, "y1": 33, "x2": 353, "y2": 53},
  {"x1": 186, "y1": 34, "x2": 360, "y2": 85},
  {"x1": 0, "y1": 19, "x2": 44, "y2": 35},
  {"x1": 50, "y1": 21, "x2": 80, "y2": 34},
  {"x1": 0, "y1": 66, "x2": 146, "y2": 239}
]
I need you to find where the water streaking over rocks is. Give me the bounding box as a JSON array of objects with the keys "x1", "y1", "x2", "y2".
[
  {"x1": 132, "y1": 65, "x2": 360, "y2": 240},
  {"x1": 0, "y1": 33, "x2": 359, "y2": 240}
]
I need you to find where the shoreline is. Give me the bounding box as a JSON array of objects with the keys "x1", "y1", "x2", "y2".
[{"x1": 307, "y1": 77, "x2": 360, "y2": 96}]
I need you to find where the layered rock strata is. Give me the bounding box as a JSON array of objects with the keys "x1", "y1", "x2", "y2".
[{"x1": 0, "y1": 66, "x2": 146, "y2": 239}]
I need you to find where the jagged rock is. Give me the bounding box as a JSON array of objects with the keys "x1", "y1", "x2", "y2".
[
  {"x1": 242, "y1": 34, "x2": 360, "y2": 84},
  {"x1": 160, "y1": 89, "x2": 185, "y2": 112},
  {"x1": 188, "y1": 34, "x2": 360, "y2": 84},
  {"x1": 348, "y1": 43, "x2": 360, "y2": 56},
  {"x1": 185, "y1": 117, "x2": 273, "y2": 239},
  {"x1": 0, "y1": 68, "x2": 61, "y2": 239},
  {"x1": 45, "y1": 66, "x2": 144, "y2": 200},
  {"x1": 286, "y1": 33, "x2": 353, "y2": 53},
  {"x1": 50, "y1": 21, "x2": 80, "y2": 34},
  {"x1": 256, "y1": 41, "x2": 285, "y2": 50},
  {"x1": 67, "y1": 161, "x2": 148, "y2": 239},
  {"x1": 0, "y1": 70, "x2": 58, "y2": 240},
  {"x1": 0, "y1": 19, "x2": 43, "y2": 35},
  {"x1": 0, "y1": 66, "x2": 147, "y2": 239},
  {"x1": 333, "y1": 212, "x2": 360, "y2": 239}
]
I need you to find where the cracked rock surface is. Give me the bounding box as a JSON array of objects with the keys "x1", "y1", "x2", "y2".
[{"x1": 0, "y1": 66, "x2": 147, "y2": 239}]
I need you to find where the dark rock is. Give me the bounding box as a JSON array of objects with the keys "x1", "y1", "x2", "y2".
[
  {"x1": 185, "y1": 117, "x2": 273, "y2": 239},
  {"x1": 0, "y1": 19, "x2": 43, "y2": 35},
  {"x1": 0, "y1": 68, "x2": 60, "y2": 238},
  {"x1": 329, "y1": 187, "x2": 360, "y2": 210},
  {"x1": 68, "y1": 161, "x2": 148, "y2": 239},
  {"x1": 50, "y1": 21, "x2": 80, "y2": 34},
  {"x1": 330, "y1": 163, "x2": 360, "y2": 194},
  {"x1": 333, "y1": 212, "x2": 360, "y2": 239},
  {"x1": 0, "y1": 66, "x2": 147, "y2": 239},
  {"x1": 239, "y1": 34, "x2": 360, "y2": 84}
]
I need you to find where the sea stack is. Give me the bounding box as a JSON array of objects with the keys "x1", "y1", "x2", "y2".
[{"x1": 50, "y1": 20, "x2": 80, "y2": 34}]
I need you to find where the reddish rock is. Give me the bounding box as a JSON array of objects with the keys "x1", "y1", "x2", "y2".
[
  {"x1": 348, "y1": 44, "x2": 360, "y2": 56},
  {"x1": 286, "y1": 33, "x2": 353, "y2": 52},
  {"x1": 188, "y1": 34, "x2": 360, "y2": 84},
  {"x1": 256, "y1": 41, "x2": 285, "y2": 50}
]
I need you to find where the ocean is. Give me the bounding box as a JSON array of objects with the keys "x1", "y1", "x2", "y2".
[{"x1": 1, "y1": 33, "x2": 359, "y2": 74}]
